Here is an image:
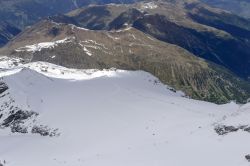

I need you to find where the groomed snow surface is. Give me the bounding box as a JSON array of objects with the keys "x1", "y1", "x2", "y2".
[{"x1": 0, "y1": 58, "x2": 249, "y2": 166}]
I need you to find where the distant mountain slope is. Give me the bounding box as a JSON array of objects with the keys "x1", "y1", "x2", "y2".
[
  {"x1": 0, "y1": 0, "x2": 144, "y2": 47},
  {"x1": 58, "y1": 1, "x2": 250, "y2": 80},
  {"x1": 0, "y1": 61, "x2": 250, "y2": 166},
  {"x1": 201, "y1": 0, "x2": 250, "y2": 19},
  {"x1": 0, "y1": 0, "x2": 142, "y2": 30},
  {"x1": 0, "y1": 22, "x2": 20, "y2": 47},
  {"x1": 1, "y1": 20, "x2": 249, "y2": 103}
]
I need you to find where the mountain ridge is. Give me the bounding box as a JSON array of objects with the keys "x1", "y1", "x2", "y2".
[
  {"x1": 58, "y1": 1, "x2": 250, "y2": 80},
  {"x1": 0, "y1": 22, "x2": 20, "y2": 47},
  {"x1": 1, "y1": 20, "x2": 249, "y2": 104},
  {"x1": 201, "y1": 0, "x2": 250, "y2": 19}
]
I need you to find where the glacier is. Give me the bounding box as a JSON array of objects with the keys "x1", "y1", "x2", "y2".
[{"x1": 0, "y1": 58, "x2": 249, "y2": 166}]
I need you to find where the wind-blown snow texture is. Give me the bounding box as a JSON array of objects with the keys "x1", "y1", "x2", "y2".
[{"x1": 0, "y1": 57, "x2": 249, "y2": 166}]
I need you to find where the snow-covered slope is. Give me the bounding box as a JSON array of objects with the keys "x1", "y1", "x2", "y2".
[{"x1": 0, "y1": 59, "x2": 249, "y2": 166}]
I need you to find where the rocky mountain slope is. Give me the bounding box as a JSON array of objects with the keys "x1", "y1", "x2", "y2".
[
  {"x1": 1, "y1": 20, "x2": 249, "y2": 103},
  {"x1": 55, "y1": 1, "x2": 250, "y2": 80},
  {"x1": 201, "y1": 0, "x2": 250, "y2": 19},
  {"x1": 4, "y1": 0, "x2": 250, "y2": 29},
  {"x1": 0, "y1": 0, "x2": 143, "y2": 46},
  {"x1": 0, "y1": 22, "x2": 20, "y2": 47},
  {"x1": 0, "y1": 0, "x2": 142, "y2": 30},
  {"x1": 1, "y1": 0, "x2": 250, "y2": 51},
  {"x1": 0, "y1": 60, "x2": 249, "y2": 166}
]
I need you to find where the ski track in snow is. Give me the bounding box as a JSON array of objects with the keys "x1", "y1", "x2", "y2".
[{"x1": 0, "y1": 57, "x2": 249, "y2": 166}]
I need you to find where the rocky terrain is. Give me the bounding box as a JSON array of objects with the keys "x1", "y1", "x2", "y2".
[
  {"x1": 0, "y1": 22, "x2": 20, "y2": 47},
  {"x1": 0, "y1": 0, "x2": 144, "y2": 45},
  {"x1": 0, "y1": 0, "x2": 143, "y2": 30},
  {"x1": 0, "y1": 69, "x2": 60, "y2": 137},
  {"x1": 1, "y1": 0, "x2": 250, "y2": 80},
  {"x1": 56, "y1": 1, "x2": 250, "y2": 80},
  {"x1": 1, "y1": 20, "x2": 250, "y2": 103}
]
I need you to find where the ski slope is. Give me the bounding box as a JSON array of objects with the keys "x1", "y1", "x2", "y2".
[{"x1": 0, "y1": 60, "x2": 249, "y2": 166}]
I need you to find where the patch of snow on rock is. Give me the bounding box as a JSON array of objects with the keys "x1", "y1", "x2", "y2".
[
  {"x1": 83, "y1": 47, "x2": 92, "y2": 56},
  {"x1": 140, "y1": 2, "x2": 158, "y2": 10},
  {"x1": 15, "y1": 37, "x2": 73, "y2": 53}
]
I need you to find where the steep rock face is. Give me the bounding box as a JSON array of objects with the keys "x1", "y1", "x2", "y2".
[
  {"x1": 1, "y1": 21, "x2": 249, "y2": 103},
  {"x1": 132, "y1": 14, "x2": 250, "y2": 79},
  {"x1": 186, "y1": 3, "x2": 250, "y2": 36},
  {"x1": 0, "y1": 22, "x2": 20, "y2": 47},
  {"x1": 108, "y1": 8, "x2": 145, "y2": 30},
  {"x1": 0, "y1": 82, "x2": 8, "y2": 94}
]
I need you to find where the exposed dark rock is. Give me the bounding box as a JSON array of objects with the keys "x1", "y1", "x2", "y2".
[
  {"x1": 0, "y1": 96, "x2": 60, "y2": 137},
  {"x1": 32, "y1": 125, "x2": 60, "y2": 137},
  {"x1": 1, "y1": 110, "x2": 38, "y2": 127},
  {"x1": 245, "y1": 154, "x2": 250, "y2": 162},
  {"x1": 48, "y1": 27, "x2": 61, "y2": 37},
  {"x1": 32, "y1": 125, "x2": 50, "y2": 136},
  {"x1": 244, "y1": 127, "x2": 250, "y2": 133},
  {"x1": 0, "y1": 95, "x2": 59, "y2": 137},
  {"x1": 215, "y1": 125, "x2": 250, "y2": 135},
  {"x1": 238, "y1": 125, "x2": 248, "y2": 129},
  {"x1": 0, "y1": 160, "x2": 6, "y2": 166},
  {"x1": 48, "y1": 15, "x2": 80, "y2": 28},
  {"x1": 0, "y1": 82, "x2": 8, "y2": 94},
  {"x1": 11, "y1": 124, "x2": 28, "y2": 133},
  {"x1": 214, "y1": 125, "x2": 239, "y2": 135},
  {"x1": 0, "y1": 22, "x2": 21, "y2": 47},
  {"x1": 108, "y1": 8, "x2": 144, "y2": 30}
]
